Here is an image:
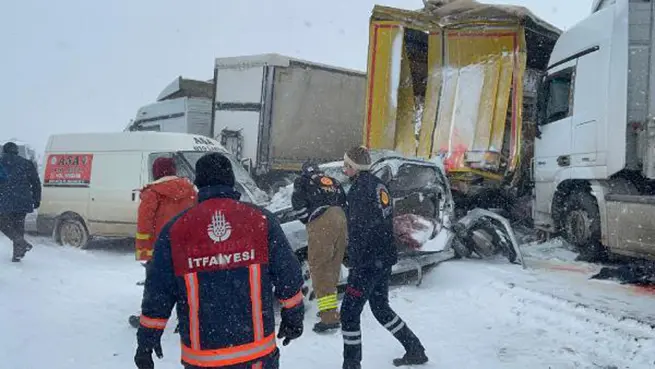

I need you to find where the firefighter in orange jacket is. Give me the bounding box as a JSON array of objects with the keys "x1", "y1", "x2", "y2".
[
  {"x1": 131, "y1": 157, "x2": 197, "y2": 329},
  {"x1": 135, "y1": 157, "x2": 197, "y2": 261},
  {"x1": 135, "y1": 153, "x2": 304, "y2": 369}
]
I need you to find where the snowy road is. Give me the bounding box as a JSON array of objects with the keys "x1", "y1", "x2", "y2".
[{"x1": 1, "y1": 237, "x2": 654, "y2": 369}]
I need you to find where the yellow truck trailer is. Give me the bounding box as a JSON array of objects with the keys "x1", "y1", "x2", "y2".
[{"x1": 363, "y1": 0, "x2": 560, "y2": 219}]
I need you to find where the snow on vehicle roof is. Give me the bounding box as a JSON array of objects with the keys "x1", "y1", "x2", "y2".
[
  {"x1": 45, "y1": 132, "x2": 229, "y2": 153},
  {"x1": 214, "y1": 53, "x2": 365, "y2": 77},
  {"x1": 318, "y1": 149, "x2": 447, "y2": 179},
  {"x1": 266, "y1": 183, "x2": 294, "y2": 213},
  {"x1": 420, "y1": 0, "x2": 561, "y2": 35},
  {"x1": 319, "y1": 161, "x2": 344, "y2": 169}
]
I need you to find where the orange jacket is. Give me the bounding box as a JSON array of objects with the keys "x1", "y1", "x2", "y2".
[{"x1": 136, "y1": 176, "x2": 197, "y2": 261}]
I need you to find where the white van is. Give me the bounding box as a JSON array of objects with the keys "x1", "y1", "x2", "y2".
[{"x1": 38, "y1": 132, "x2": 269, "y2": 248}]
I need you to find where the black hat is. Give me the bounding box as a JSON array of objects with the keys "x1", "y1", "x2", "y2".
[
  {"x1": 301, "y1": 160, "x2": 319, "y2": 175},
  {"x1": 194, "y1": 152, "x2": 236, "y2": 189},
  {"x1": 2, "y1": 142, "x2": 18, "y2": 155}
]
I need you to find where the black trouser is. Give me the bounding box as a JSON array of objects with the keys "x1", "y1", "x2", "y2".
[
  {"x1": 340, "y1": 266, "x2": 424, "y2": 365},
  {"x1": 184, "y1": 348, "x2": 279, "y2": 369},
  {"x1": 0, "y1": 213, "x2": 30, "y2": 255}
]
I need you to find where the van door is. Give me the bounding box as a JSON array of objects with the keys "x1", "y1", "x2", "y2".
[
  {"x1": 533, "y1": 64, "x2": 576, "y2": 223},
  {"x1": 87, "y1": 151, "x2": 144, "y2": 237}
]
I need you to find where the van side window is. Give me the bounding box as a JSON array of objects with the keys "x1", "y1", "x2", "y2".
[
  {"x1": 173, "y1": 155, "x2": 194, "y2": 181},
  {"x1": 541, "y1": 68, "x2": 575, "y2": 125},
  {"x1": 147, "y1": 152, "x2": 193, "y2": 182}
]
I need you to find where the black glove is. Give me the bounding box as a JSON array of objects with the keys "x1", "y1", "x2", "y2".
[
  {"x1": 33, "y1": 202, "x2": 40, "y2": 210},
  {"x1": 277, "y1": 319, "x2": 303, "y2": 346},
  {"x1": 134, "y1": 344, "x2": 163, "y2": 369}
]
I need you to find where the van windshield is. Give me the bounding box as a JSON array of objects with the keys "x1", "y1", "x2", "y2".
[{"x1": 179, "y1": 151, "x2": 270, "y2": 205}]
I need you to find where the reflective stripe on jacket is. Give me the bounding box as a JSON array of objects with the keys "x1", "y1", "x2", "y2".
[{"x1": 137, "y1": 185, "x2": 304, "y2": 368}]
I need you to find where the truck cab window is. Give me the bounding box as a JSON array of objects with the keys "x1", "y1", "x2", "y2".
[{"x1": 542, "y1": 68, "x2": 574, "y2": 125}]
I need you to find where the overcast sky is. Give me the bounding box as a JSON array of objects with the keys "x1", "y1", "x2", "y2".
[{"x1": 2, "y1": 0, "x2": 592, "y2": 151}]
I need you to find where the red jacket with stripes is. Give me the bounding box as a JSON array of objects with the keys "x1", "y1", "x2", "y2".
[
  {"x1": 135, "y1": 176, "x2": 197, "y2": 261},
  {"x1": 137, "y1": 185, "x2": 305, "y2": 368}
]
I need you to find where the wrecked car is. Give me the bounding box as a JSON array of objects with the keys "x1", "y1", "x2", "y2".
[{"x1": 268, "y1": 151, "x2": 523, "y2": 299}]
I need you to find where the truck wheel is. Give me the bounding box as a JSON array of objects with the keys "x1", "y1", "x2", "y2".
[
  {"x1": 562, "y1": 191, "x2": 601, "y2": 251},
  {"x1": 56, "y1": 215, "x2": 90, "y2": 249}
]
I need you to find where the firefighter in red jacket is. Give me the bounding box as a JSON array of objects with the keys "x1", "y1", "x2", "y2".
[{"x1": 135, "y1": 152, "x2": 304, "y2": 369}]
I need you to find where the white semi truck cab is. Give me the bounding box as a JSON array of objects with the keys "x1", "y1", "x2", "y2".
[{"x1": 534, "y1": 0, "x2": 655, "y2": 259}]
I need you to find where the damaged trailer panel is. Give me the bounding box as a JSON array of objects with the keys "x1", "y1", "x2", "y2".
[{"x1": 363, "y1": 1, "x2": 560, "y2": 211}]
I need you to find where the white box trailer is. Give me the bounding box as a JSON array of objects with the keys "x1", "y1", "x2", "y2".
[
  {"x1": 127, "y1": 77, "x2": 214, "y2": 135},
  {"x1": 212, "y1": 53, "x2": 366, "y2": 191},
  {"x1": 534, "y1": 0, "x2": 655, "y2": 260},
  {"x1": 129, "y1": 97, "x2": 212, "y2": 136}
]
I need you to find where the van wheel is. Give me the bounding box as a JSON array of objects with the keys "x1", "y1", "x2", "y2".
[
  {"x1": 56, "y1": 216, "x2": 90, "y2": 249},
  {"x1": 562, "y1": 191, "x2": 601, "y2": 251}
]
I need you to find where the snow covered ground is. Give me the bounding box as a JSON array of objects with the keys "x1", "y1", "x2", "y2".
[{"x1": 1, "y1": 235, "x2": 655, "y2": 369}]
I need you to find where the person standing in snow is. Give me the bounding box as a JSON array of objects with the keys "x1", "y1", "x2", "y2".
[
  {"x1": 0, "y1": 163, "x2": 6, "y2": 183},
  {"x1": 135, "y1": 152, "x2": 304, "y2": 369},
  {"x1": 291, "y1": 160, "x2": 348, "y2": 333},
  {"x1": 130, "y1": 157, "x2": 197, "y2": 328},
  {"x1": 339, "y1": 146, "x2": 428, "y2": 369},
  {"x1": 135, "y1": 157, "x2": 197, "y2": 262},
  {"x1": 0, "y1": 142, "x2": 41, "y2": 262}
]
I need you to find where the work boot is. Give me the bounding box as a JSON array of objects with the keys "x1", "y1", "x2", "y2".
[
  {"x1": 392, "y1": 350, "x2": 429, "y2": 366},
  {"x1": 314, "y1": 310, "x2": 340, "y2": 333},
  {"x1": 12, "y1": 240, "x2": 32, "y2": 262},
  {"x1": 313, "y1": 321, "x2": 340, "y2": 333},
  {"x1": 342, "y1": 360, "x2": 361, "y2": 369}
]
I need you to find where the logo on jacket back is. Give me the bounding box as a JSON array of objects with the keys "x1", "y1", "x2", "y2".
[{"x1": 207, "y1": 210, "x2": 232, "y2": 243}]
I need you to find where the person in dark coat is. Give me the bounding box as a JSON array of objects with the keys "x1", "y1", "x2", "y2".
[
  {"x1": 135, "y1": 152, "x2": 304, "y2": 369},
  {"x1": 340, "y1": 146, "x2": 427, "y2": 369},
  {"x1": 0, "y1": 164, "x2": 6, "y2": 183},
  {"x1": 0, "y1": 142, "x2": 41, "y2": 262}
]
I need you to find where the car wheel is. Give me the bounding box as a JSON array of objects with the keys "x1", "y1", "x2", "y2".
[{"x1": 56, "y1": 215, "x2": 90, "y2": 249}]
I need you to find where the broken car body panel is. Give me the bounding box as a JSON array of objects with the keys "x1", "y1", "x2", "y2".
[{"x1": 271, "y1": 153, "x2": 523, "y2": 292}]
